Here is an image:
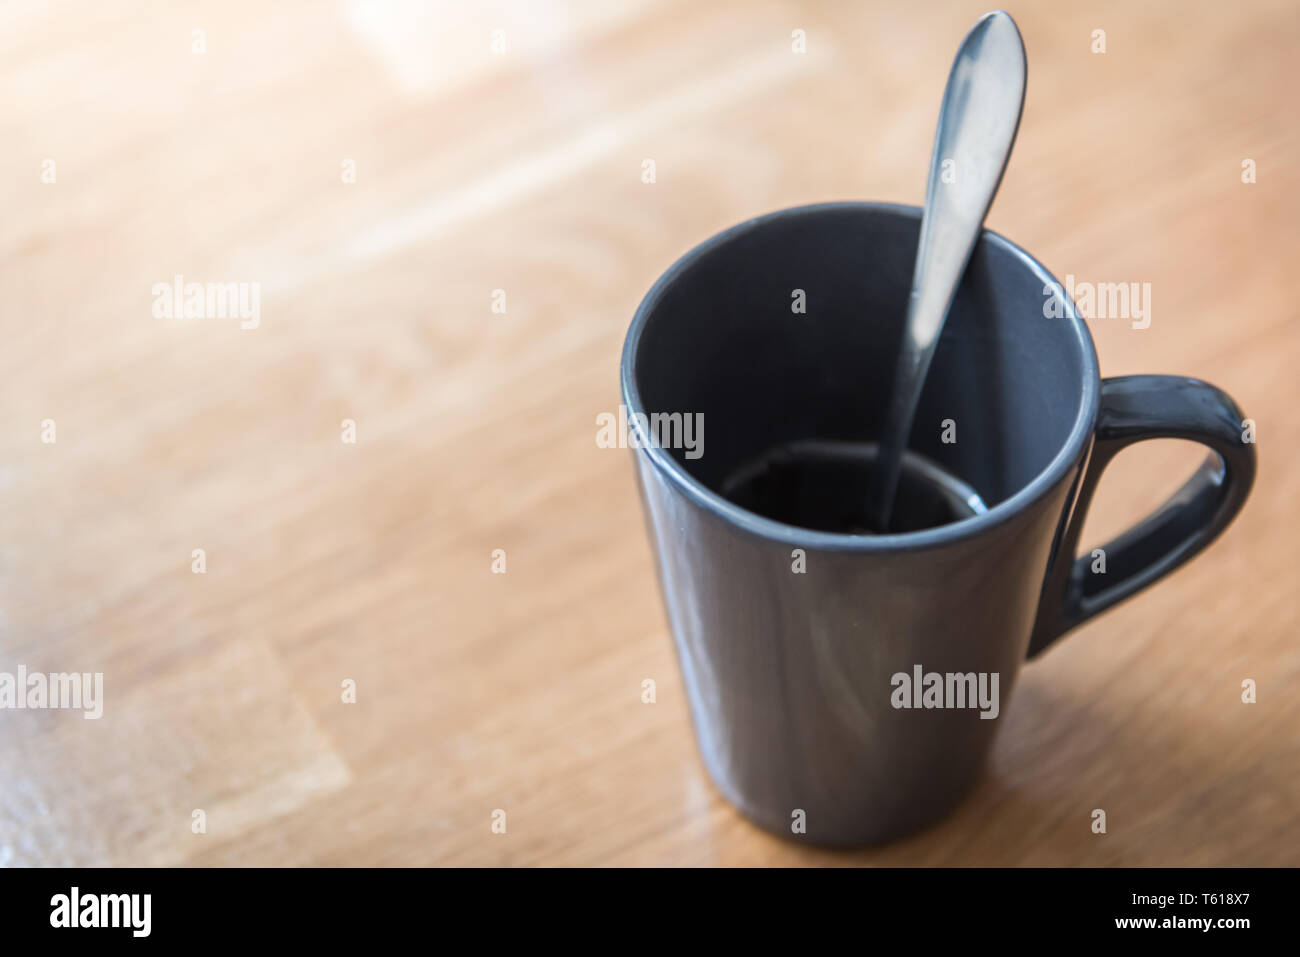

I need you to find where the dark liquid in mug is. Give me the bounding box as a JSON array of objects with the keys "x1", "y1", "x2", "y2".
[{"x1": 720, "y1": 439, "x2": 987, "y2": 535}]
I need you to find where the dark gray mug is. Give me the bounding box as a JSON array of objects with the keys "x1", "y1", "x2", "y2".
[{"x1": 621, "y1": 202, "x2": 1255, "y2": 846}]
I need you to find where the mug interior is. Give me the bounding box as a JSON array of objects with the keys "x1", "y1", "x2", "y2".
[{"x1": 625, "y1": 203, "x2": 1095, "y2": 524}]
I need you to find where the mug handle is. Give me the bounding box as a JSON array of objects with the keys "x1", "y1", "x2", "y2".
[{"x1": 1027, "y1": 374, "x2": 1256, "y2": 657}]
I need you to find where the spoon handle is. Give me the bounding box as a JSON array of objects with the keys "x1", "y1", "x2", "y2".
[{"x1": 871, "y1": 10, "x2": 1027, "y2": 530}]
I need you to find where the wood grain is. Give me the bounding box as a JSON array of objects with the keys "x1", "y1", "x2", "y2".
[{"x1": 0, "y1": 0, "x2": 1296, "y2": 866}]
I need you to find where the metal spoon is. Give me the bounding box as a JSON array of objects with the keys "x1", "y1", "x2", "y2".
[{"x1": 869, "y1": 10, "x2": 1027, "y2": 531}]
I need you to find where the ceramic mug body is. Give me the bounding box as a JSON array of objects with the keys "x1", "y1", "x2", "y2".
[{"x1": 621, "y1": 203, "x2": 1254, "y2": 846}]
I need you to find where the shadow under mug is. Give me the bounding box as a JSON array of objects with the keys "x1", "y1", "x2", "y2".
[{"x1": 621, "y1": 202, "x2": 1255, "y2": 846}]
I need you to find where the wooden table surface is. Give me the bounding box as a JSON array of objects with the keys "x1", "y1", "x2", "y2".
[{"x1": 1, "y1": 0, "x2": 1296, "y2": 867}]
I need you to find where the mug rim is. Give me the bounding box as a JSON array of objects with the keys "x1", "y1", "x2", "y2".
[{"x1": 620, "y1": 201, "x2": 1101, "y2": 553}]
